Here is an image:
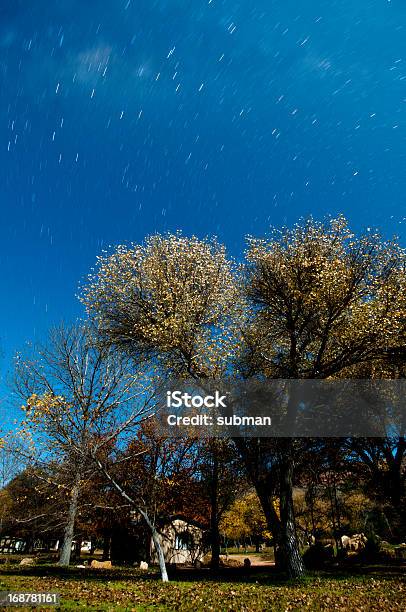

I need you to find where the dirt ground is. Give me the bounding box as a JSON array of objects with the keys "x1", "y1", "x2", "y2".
[{"x1": 221, "y1": 553, "x2": 275, "y2": 567}]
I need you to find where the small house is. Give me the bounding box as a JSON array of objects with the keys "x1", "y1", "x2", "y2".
[{"x1": 150, "y1": 515, "x2": 207, "y2": 565}]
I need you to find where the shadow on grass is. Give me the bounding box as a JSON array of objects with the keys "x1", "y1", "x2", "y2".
[{"x1": 0, "y1": 561, "x2": 404, "y2": 587}]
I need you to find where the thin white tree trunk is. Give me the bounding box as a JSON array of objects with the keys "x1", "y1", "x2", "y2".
[
  {"x1": 95, "y1": 459, "x2": 169, "y2": 582},
  {"x1": 139, "y1": 509, "x2": 168, "y2": 582}
]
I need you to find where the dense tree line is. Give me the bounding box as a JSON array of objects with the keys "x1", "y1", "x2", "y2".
[{"x1": 2, "y1": 216, "x2": 405, "y2": 580}]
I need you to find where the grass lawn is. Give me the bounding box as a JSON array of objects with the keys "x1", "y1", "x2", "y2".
[{"x1": 0, "y1": 563, "x2": 404, "y2": 611}]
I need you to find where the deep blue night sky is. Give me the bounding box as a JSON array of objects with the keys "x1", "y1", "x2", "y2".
[{"x1": 1, "y1": 1, "x2": 406, "y2": 416}]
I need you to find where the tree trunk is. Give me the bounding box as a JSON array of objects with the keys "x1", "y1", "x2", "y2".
[
  {"x1": 308, "y1": 483, "x2": 316, "y2": 537},
  {"x1": 102, "y1": 532, "x2": 111, "y2": 561},
  {"x1": 249, "y1": 438, "x2": 304, "y2": 576},
  {"x1": 94, "y1": 458, "x2": 169, "y2": 582},
  {"x1": 209, "y1": 443, "x2": 221, "y2": 570},
  {"x1": 73, "y1": 538, "x2": 82, "y2": 561},
  {"x1": 279, "y1": 453, "x2": 305, "y2": 579},
  {"x1": 59, "y1": 476, "x2": 80, "y2": 567},
  {"x1": 210, "y1": 514, "x2": 221, "y2": 569},
  {"x1": 26, "y1": 535, "x2": 34, "y2": 554},
  {"x1": 234, "y1": 435, "x2": 305, "y2": 578},
  {"x1": 139, "y1": 509, "x2": 168, "y2": 582},
  {"x1": 328, "y1": 475, "x2": 341, "y2": 553},
  {"x1": 251, "y1": 474, "x2": 283, "y2": 565},
  {"x1": 385, "y1": 467, "x2": 406, "y2": 540}
]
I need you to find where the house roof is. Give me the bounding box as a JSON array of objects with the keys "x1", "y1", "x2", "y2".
[{"x1": 162, "y1": 514, "x2": 207, "y2": 531}]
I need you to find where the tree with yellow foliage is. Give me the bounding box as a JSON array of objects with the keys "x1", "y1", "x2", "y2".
[
  {"x1": 82, "y1": 219, "x2": 406, "y2": 579},
  {"x1": 81, "y1": 234, "x2": 240, "y2": 378},
  {"x1": 220, "y1": 491, "x2": 271, "y2": 551},
  {"x1": 239, "y1": 216, "x2": 406, "y2": 577}
]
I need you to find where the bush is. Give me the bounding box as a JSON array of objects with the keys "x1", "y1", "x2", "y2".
[
  {"x1": 303, "y1": 542, "x2": 334, "y2": 569},
  {"x1": 359, "y1": 534, "x2": 381, "y2": 562}
]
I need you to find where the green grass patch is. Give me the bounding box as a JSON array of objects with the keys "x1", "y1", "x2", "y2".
[{"x1": 0, "y1": 562, "x2": 404, "y2": 611}]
